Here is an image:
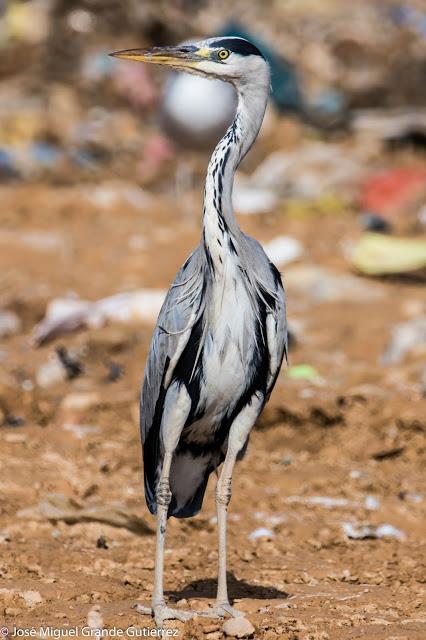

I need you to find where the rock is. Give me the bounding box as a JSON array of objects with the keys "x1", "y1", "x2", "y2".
[
  {"x1": 21, "y1": 590, "x2": 43, "y2": 607},
  {"x1": 206, "y1": 633, "x2": 222, "y2": 640},
  {"x1": 0, "y1": 310, "x2": 22, "y2": 338},
  {"x1": 223, "y1": 618, "x2": 255, "y2": 638}
]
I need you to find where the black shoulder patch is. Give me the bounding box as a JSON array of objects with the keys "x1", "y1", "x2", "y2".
[{"x1": 213, "y1": 38, "x2": 264, "y2": 58}]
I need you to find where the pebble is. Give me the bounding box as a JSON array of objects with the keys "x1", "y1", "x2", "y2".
[
  {"x1": 21, "y1": 590, "x2": 43, "y2": 607},
  {"x1": 0, "y1": 310, "x2": 22, "y2": 338},
  {"x1": 205, "y1": 633, "x2": 222, "y2": 640},
  {"x1": 223, "y1": 618, "x2": 255, "y2": 638}
]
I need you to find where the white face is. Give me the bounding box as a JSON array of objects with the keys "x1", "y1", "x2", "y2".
[{"x1": 186, "y1": 38, "x2": 268, "y2": 83}]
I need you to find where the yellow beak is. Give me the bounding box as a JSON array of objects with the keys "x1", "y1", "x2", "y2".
[{"x1": 109, "y1": 45, "x2": 209, "y2": 68}]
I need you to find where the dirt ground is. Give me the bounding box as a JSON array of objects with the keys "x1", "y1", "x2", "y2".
[{"x1": 0, "y1": 175, "x2": 425, "y2": 640}]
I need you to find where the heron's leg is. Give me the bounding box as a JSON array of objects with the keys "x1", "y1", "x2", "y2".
[
  {"x1": 135, "y1": 382, "x2": 196, "y2": 627},
  {"x1": 213, "y1": 392, "x2": 264, "y2": 618}
]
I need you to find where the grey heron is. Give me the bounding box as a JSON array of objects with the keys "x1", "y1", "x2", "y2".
[{"x1": 111, "y1": 37, "x2": 287, "y2": 627}]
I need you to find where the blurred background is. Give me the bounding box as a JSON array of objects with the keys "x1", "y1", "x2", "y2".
[{"x1": 0, "y1": 1, "x2": 425, "y2": 637}]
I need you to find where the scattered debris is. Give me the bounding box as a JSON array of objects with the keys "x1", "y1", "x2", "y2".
[
  {"x1": 248, "y1": 527, "x2": 274, "y2": 540},
  {"x1": 33, "y1": 289, "x2": 167, "y2": 345},
  {"x1": 263, "y1": 236, "x2": 303, "y2": 267},
  {"x1": 36, "y1": 356, "x2": 67, "y2": 388},
  {"x1": 364, "y1": 495, "x2": 380, "y2": 510},
  {"x1": 61, "y1": 392, "x2": 101, "y2": 413},
  {"x1": 4, "y1": 415, "x2": 25, "y2": 428},
  {"x1": 351, "y1": 234, "x2": 426, "y2": 276},
  {"x1": 248, "y1": 143, "x2": 365, "y2": 201},
  {"x1": 0, "y1": 310, "x2": 22, "y2": 339},
  {"x1": 359, "y1": 213, "x2": 391, "y2": 233},
  {"x1": 63, "y1": 423, "x2": 100, "y2": 439},
  {"x1": 381, "y1": 318, "x2": 426, "y2": 364},
  {"x1": 372, "y1": 446, "x2": 405, "y2": 461},
  {"x1": 286, "y1": 364, "x2": 321, "y2": 382},
  {"x1": 105, "y1": 362, "x2": 124, "y2": 383},
  {"x1": 17, "y1": 493, "x2": 154, "y2": 535},
  {"x1": 96, "y1": 536, "x2": 108, "y2": 550},
  {"x1": 285, "y1": 265, "x2": 384, "y2": 303},
  {"x1": 286, "y1": 496, "x2": 352, "y2": 508},
  {"x1": 342, "y1": 522, "x2": 406, "y2": 540},
  {"x1": 87, "y1": 605, "x2": 104, "y2": 631},
  {"x1": 56, "y1": 346, "x2": 84, "y2": 379}
]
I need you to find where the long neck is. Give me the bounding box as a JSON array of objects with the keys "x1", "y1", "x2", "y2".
[{"x1": 202, "y1": 74, "x2": 269, "y2": 272}]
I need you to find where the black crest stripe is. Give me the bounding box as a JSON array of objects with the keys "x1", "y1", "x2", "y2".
[{"x1": 212, "y1": 38, "x2": 264, "y2": 58}]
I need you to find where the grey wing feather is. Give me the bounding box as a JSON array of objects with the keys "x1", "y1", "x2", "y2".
[
  {"x1": 141, "y1": 245, "x2": 205, "y2": 443},
  {"x1": 241, "y1": 234, "x2": 288, "y2": 393}
]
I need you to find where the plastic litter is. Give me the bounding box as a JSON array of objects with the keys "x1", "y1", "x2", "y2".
[
  {"x1": 381, "y1": 317, "x2": 426, "y2": 364},
  {"x1": 342, "y1": 522, "x2": 405, "y2": 540},
  {"x1": 351, "y1": 233, "x2": 426, "y2": 276},
  {"x1": 263, "y1": 236, "x2": 303, "y2": 267},
  {"x1": 248, "y1": 527, "x2": 274, "y2": 540},
  {"x1": 33, "y1": 289, "x2": 167, "y2": 345}
]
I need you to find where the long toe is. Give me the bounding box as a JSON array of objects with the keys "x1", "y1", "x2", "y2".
[
  {"x1": 133, "y1": 604, "x2": 153, "y2": 616},
  {"x1": 134, "y1": 602, "x2": 195, "y2": 626},
  {"x1": 213, "y1": 602, "x2": 246, "y2": 618}
]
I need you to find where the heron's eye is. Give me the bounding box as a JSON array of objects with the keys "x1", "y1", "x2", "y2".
[{"x1": 217, "y1": 49, "x2": 230, "y2": 60}]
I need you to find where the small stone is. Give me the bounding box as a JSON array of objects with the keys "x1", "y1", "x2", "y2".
[
  {"x1": 175, "y1": 599, "x2": 188, "y2": 609},
  {"x1": 96, "y1": 536, "x2": 108, "y2": 549},
  {"x1": 223, "y1": 617, "x2": 255, "y2": 638},
  {"x1": 206, "y1": 633, "x2": 222, "y2": 640},
  {"x1": 20, "y1": 590, "x2": 43, "y2": 607},
  {"x1": 0, "y1": 310, "x2": 22, "y2": 338}
]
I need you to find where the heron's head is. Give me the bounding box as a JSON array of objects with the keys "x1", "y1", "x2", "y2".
[{"x1": 110, "y1": 37, "x2": 268, "y2": 86}]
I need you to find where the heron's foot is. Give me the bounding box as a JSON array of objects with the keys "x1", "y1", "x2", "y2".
[
  {"x1": 211, "y1": 601, "x2": 246, "y2": 618},
  {"x1": 133, "y1": 603, "x2": 194, "y2": 627}
]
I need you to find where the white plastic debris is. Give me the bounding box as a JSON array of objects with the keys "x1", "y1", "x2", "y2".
[
  {"x1": 342, "y1": 522, "x2": 405, "y2": 540},
  {"x1": 248, "y1": 527, "x2": 274, "y2": 540},
  {"x1": 33, "y1": 289, "x2": 167, "y2": 345},
  {"x1": 381, "y1": 317, "x2": 426, "y2": 365},
  {"x1": 285, "y1": 265, "x2": 384, "y2": 303},
  {"x1": 249, "y1": 143, "x2": 365, "y2": 199},
  {"x1": 364, "y1": 495, "x2": 380, "y2": 510},
  {"x1": 87, "y1": 605, "x2": 104, "y2": 631},
  {"x1": 36, "y1": 356, "x2": 67, "y2": 388},
  {"x1": 0, "y1": 229, "x2": 67, "y2": 253},
  {"x1": 286, "y1": 496, "x2": 351, "y2": 508},
  {"x1": 263, "y1": 236, "x2": 303, "y2": 267},
  {"x1": 63, "y1": 423, "x2": 101, "y2": 439}
]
